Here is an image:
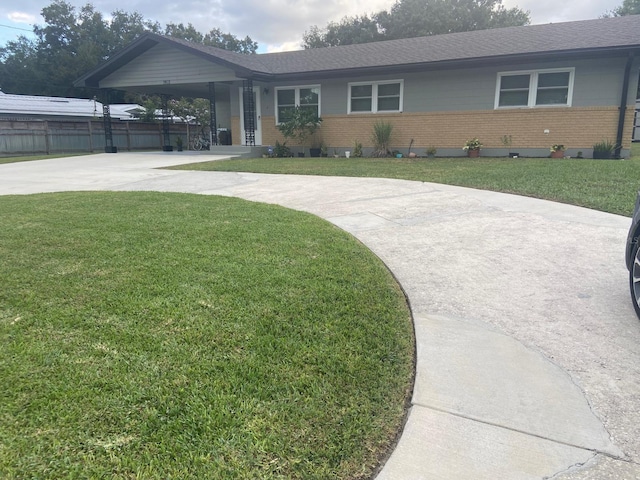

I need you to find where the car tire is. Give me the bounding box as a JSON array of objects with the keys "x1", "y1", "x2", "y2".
[{"x1": 631, "y1": 241, "x2": 640, "y2": 319}]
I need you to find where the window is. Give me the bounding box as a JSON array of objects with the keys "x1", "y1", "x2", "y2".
[
  {"x1": 276, "y1": 86, "x2": 320, "y2": 124},
  {"x1": 496, "y1": 69, "x2": 574, "y2": 108},
  {"x1": 348, "y1": 80, "x2": 403, "y2": 113}
]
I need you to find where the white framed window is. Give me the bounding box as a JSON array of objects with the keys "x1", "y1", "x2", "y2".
[
  {"x1": 348, "y1": 80, "x2": 404, "y2": 114},
  {"x1": 495, "y1": 68, "x2": 575, "y2": 108},
  {"x1": 275, "y1": 85, "x2": 320, "y2": 124}
]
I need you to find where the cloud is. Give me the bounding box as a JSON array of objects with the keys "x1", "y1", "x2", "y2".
[
  {"x1": 265, "y1": 40, "x2": 303, "y2": 53},
  {"x1": 504, "y1": 0, "x2": 621, "y2": 23},
  {"x1": 7, "y1": 11, "x2": 38, "y2": 24}
]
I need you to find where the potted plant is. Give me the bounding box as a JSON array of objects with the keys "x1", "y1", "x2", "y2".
[
  {"x1": 426, "y1": 146, "x2": 437, "y2": 158},
  {"x1": 320, "y1": 142, "x2": 328, "y2": 157},
  {"x1": 309, "y1": 137, "x2": 323, "y2": 157},
  {"x1": 592, "y1": 140, "x2": 616, "y2": 159},
  {"x1": 463, "y1": 138, "x2": 482, "y2": 157},
  {"x1": 550, "y1": 144, "x2": 565, "y2": 158},
  {"x1": 277, "y1": 106, "x2": 322, "y2": 157}
]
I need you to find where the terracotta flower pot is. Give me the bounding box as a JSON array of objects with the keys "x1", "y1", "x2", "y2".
[
  {"x1": 467, "y1": 149, "x2": 480, "y2": 158},
  {"x1": 550, "y1": 150, "x2": 565, "y2": 158}
]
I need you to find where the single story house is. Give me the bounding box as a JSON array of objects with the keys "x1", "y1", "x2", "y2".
[{"x1": 75, "y1": 15, "x2": 640, "y2": 157}]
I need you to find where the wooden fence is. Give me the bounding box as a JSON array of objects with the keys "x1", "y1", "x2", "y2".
[{"x1": 0, "y1": 119, "x2": 190, "y2": 155}]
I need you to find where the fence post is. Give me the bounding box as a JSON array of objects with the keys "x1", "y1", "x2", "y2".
[
  {"x1": 44, "y1": 121, "x2": 50, "y2": 154},
  {"x1": 126, "y1": 121, "x2": 131, "y2": 151},
  {"x1": 88, "y1": 120, "x2": 94, "y2": 152}
]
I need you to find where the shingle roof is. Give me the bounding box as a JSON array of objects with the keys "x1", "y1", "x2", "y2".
[
  {"x1": 77, "y1": 15, "x2": 640, "y2": 86},
  {"x1": 256, "y1": 15, "x2": 640, "y2": 75}
]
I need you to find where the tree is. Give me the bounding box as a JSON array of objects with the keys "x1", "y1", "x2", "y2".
[
  {"x1": 303, "y1": 0, "x2": 530, "y2": 48},
  {"x1": 0, "y1": 37, "x2": 41, "y2": 94},
  {"x1": 605, "y1": 0, "x2": 640, "y2": 16},
  {"x1": 277, "y1": 106, "x2": 322, "y2": 154},
  {"x1": 0, "y1": 0, "x2": 258, "y2": 97},
  {"x1": 163, "y1": 23, "x2": 257, "y2": 54},
  {"x1": 138, "y1": 97, "x2": 161, "y2": 122},
  {"x1": 169, "y1": 98, "x2": 210, "y2": 127},
  {"x1": 164, "y1": 23, "x2": 204, "y2": 44},
  {"x1": 378, "y1": 0, "x2": 530, "y2": 39},
  {"x1": 302, "y1": 15, "x2": 382, "y2": 48},
  {"x1": 203, "y1": 28, "x2": 257, "y2": 54}
]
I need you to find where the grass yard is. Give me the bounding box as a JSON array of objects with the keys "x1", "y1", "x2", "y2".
[
  {"x1": 0, "y1": 192, "x2": 414, "y2": 479},
  {"x1": 171, "y1": 144, "x2": 640, "y2": 217}
]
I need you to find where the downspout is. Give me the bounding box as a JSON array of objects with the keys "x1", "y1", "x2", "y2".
[{"x1": 615, "y1": 52, "x2": 635, "y2": 159}]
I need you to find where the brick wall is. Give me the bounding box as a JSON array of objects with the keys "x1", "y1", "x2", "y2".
[{"x1": 242, "y1": 107, "x2": 635, "y2": 156}]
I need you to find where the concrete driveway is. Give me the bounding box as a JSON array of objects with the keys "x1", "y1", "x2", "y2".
[{"x1": 1, "y1": 152, "x2": 639, "y2": 479}]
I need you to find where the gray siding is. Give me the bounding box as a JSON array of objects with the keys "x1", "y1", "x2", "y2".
[
  {"x1": 573, "y1": 57, "x2": 638, "y2": 106},
  {"x1": 267, "y1": 57, "x2": 637, "y2": 117},
  {"x1": 100, "y1": 44, "x2": 240, "y2": 89},
  {"x1": 320, "y1": 80, "x2": 347, "y2": 115},
  {"x1": 404, "y1": 67, "x2": 496, "y2": 112}
]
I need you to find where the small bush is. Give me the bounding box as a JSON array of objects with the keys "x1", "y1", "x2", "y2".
[
  {"x1": 592, "y1": 140, "x2": 616, "y2": 159},
  {"x1": 353, "y1": 140, "x2": 363, "y2": 158},
  {"x1": 274, "y1": 140, "x2": 291, "y2": 158},
  {"x1": 371, "y1": 121, "x2": 394, "y2": 157}
]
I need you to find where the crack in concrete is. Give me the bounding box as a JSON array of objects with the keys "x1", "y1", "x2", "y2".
[
  {"x1": 543, "y1": 453, "x2": 599, "y2": 480},
  {"x1": 411, "y1": 402, "x2": 624, "y2": 459}
]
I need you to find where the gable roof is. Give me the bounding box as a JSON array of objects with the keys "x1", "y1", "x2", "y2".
[{"x1": 77, "y1": 15, "x2": 640, "y2": 87}]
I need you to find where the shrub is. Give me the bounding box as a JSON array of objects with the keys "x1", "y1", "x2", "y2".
[
  {"x1": 371, "y1": 121, "x2": 394, "y2": 157},
  {"x1": 273, "y1": 140, "x2": 291, "y2": 158},
  {"x1": 353, "y1": 140, "x2": 363, "y2": 158},
  {"x1": 592, "y1": 140, "x2": 616, "y2": 159},
  {"x1": 277, "y1": 106, "x2": 322, "y2": 152}
]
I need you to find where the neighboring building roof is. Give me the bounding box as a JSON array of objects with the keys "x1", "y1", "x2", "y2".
[
  {"x1": 77, "y1": 15, "x2": 640, "y2": 87},
  {"x1": 0, "y1": 90, "x2": 136, "y2": 119}
]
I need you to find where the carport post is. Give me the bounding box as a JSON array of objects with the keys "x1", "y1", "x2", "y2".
[
  {"x1": 101, "y1": 89, "x2": 117, "y2": 153},
  {"x1": 209, "y1": 82, "x2": 218, "y2": 146},
  {"x1": 161, "y1": 94, "x2": 173, "y2": 152}
]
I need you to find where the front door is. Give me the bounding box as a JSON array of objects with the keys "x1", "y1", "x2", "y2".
[{"x1": 239, "y1": 87, "x2": 262, "y2": 146}]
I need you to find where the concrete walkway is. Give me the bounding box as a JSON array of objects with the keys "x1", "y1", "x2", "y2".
[{"x1": 1, "y1": 152, "x2": 639, "y2": 479}]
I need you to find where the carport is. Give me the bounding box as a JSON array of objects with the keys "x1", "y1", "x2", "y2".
[{"x1": 75, "y1": 33, "x2": 269, "y2": 153}]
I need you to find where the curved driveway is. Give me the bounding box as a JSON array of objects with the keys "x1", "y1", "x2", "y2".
[{"x1": 1, "y1": 152, "x2": 639, "y2": 479}]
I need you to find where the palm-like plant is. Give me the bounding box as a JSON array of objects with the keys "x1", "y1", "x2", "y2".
[{"x1": 371, "y1": 120, "x2": 394, "y2": 157}]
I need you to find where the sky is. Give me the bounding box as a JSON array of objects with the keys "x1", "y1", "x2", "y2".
[{"x1": 0, "y1": 0, "x2": 626, "y2": 53}]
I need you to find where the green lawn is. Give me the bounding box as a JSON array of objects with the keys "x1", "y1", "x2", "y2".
[
  {"x1": 0, "y1": 192, "x2": 414, "y2": 479},
  {"x1": 171, "y1": 144, "x2": 640, "y2": 217}
]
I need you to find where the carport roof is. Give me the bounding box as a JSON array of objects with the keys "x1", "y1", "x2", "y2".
[{"x1": 76, "y1": 15, "x2": 640, "y2": 87}]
